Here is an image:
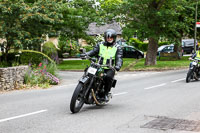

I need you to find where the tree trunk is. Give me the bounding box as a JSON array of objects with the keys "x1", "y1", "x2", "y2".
[
  {"x1": 4, "y1": 36, "x2": 12, "y2": 62},
  {"x1": 171, "y1": 37, "x2": 182, "y2": 59},
  {"x1": 145, "y1": 37, "x2": 158, "y2": 66}
]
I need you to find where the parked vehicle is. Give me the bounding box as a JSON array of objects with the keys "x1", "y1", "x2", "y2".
[
  {"x1": 182, "y1": 39, "x2": 198, "y2": 54},
  {"x1": 116, "y1": 39, "x2": 127, "y2": 46},
  {"x1": 157, "y1": 44, "x2": 184, "y2": 57},
  {"x1": 122, "y1": 46, "x2": 144, "y2": 59},
  {"x1": 186, "y1": 58, "x2": 200, "y2": 83},
  {"x1": 116, "y1": 39, "x2": 144, "y2": 59},
  {"x1": 70, "y1": 56, "x2": 116, "y2": 113},
  {"x1": 157, "y1": 44, "x2": 174, "y2": 56}
]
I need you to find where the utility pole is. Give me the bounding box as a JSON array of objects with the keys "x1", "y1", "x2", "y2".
[{"x1": 194, "y1": 0, "x2": 198, "y2": 53}]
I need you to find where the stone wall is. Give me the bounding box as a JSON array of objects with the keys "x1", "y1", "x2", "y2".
[{"x1": 0, "y1": 66, "x2": 28, "y2": 91}]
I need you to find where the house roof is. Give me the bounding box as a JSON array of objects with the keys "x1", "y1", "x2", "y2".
[{"x1": 87, "y1": 22, "x2": 122, "y2": 35}]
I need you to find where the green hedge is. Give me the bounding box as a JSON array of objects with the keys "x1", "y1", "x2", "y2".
[
  {"x1": 129, "y1": 38, "x2": 170, "y2": 52},
  {"x1": 42, "y1": 41, "x2": 59, "y2": 63},
  {"x1": 82, "y1": 45, "x2": 93, "y2": 52},
  {"x1": 0, "y1": 50, "x2": 55, "y2": 67},
  {"x1": 42, "y1": 41, "x2": 57, "y2": 57},
  {"x1": 20, "y1": 50, "x2": 54, "y2": 65},
  {"x1": 129, "y1": 38, "x2": 148, "y2": 51}
]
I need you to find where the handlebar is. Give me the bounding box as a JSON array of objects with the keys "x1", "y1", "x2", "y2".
[
  {"x1": 189, "y1": 58, "x2": 200, "y2": 61},
  {"x1": 82, "y1": 55, "x2": 116, "y2": 71}
]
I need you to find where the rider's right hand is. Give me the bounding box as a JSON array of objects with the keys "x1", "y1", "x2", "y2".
[{"x1": 189, "y1": 57, "x2": 192, "y2": 60}]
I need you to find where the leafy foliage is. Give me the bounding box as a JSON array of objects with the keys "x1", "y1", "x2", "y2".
[
  {"x1": 58, "y1": 36, "x2": 81, "y2": 57},
  {"x1": 42, "y1": 41, "x2": 59, "y2": 63},
  {"x1": 0, "y1": 0, "x2": 62, "y2": 62},
  {"x1": 42, "y1": 42, "x2": 57, "y2": 56},
  {"x1": 20, "y1": 50, "x2": 54, "y2": 65},
  {"x1": 115, "y1": 0, "x2": 199, "y2": 65},
  {"x1": 58, "y1": 0, "x2": 98, "y2": 42},
  {"x1": 128, "y1": 38, "x2": 170, "y2": 52},
  {"x1": 24, "y1": 61, "x2": 59, "y2": 88}
]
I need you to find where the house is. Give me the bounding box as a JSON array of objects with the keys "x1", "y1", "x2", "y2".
[
  {"x1": 41, "y1": 35, "x2": 59, "y2": 51},
  {"x1": 79, "y1": 22, "x2": 122, "y2": 46}
]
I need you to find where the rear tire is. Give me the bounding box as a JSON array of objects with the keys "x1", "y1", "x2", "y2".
[
  {"x1": 70, "y1": 83, "x2": 85, "y2": 113},
  {"x1": 186, "y1": 69, "x2": 193, "y2": 83}
]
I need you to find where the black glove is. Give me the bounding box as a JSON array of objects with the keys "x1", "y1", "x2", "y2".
[{"x1": 114, "y1": 66, "x2": 120, "y2": 71}]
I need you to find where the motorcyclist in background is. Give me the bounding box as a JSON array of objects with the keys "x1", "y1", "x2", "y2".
[
  {"x1": 80, "y1": 29, "x2": 123, "y2": 100},
  {"x1": 189, "y1": 46, "x2": 200, "y2": 65}
]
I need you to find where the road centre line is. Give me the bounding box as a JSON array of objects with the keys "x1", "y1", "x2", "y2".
[
  {"x1": 144, "y1": 83, "x2": 167, "y2": 90},
  {"x1": 113, "y1": 92, "x2": 128, "y2": 96},
  {"x1": 171, "y1": 78, "x2": 185, "y2": 83},
  {"x1": 0, "y1": 110, "x2": 47, "y2": 123}
]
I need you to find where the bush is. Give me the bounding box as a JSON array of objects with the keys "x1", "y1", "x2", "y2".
[
  {"x1": 58, "y1": 37, "x2": 68, "y2": 58},
  {"x1": 129, "y1": 38, "x2": 170, "y2": 52},
  {"x1": 24, "y1": 61, "x2": 59, "y2": 88},
  {"x1": 0, "y1": 50, "x2": 55, "y2": 67},
  {"x1": 0, "y1": 53, "x2": 16, "y2": 66},
  {"x1": 129, "y1": 38, "x2": 148, "y2": 51},
  {"x1": 42, "y1": 41, "x2": 59, "y2": 63},
  {"x1": 66, "y1": 43, "x2": 81, "y2": 57},
  {"x1": 42, "y1": 41, "x2": 57, "y2": 56},
  {"x1": 0, "y1": 61, "x2": 10, "y2": 68},
  {"x1": 82, "y1": 45, "x2": 93, "y2": 52},
  {"x1": 20, "y1": 50, "x2": 55, "y2": 66},
  {"x1": 58, "y1": 37, "x2": 81, "y2": 58}
]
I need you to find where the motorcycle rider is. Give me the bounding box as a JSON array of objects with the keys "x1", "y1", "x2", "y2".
[
  {"x1": 80, "y1": 29, "x2": 123, "y2": 101},
  {"x1": 189, "y1": 46, "x2": 200, "y2": 62},
  {"x1": 188, "y1": 46, "x2": 200, "y2": 77}
]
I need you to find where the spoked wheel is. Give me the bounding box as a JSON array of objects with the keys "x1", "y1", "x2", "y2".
[
  {"x1": 186, "y1": 69, "x2": 193, "y2": 83},
  {"x1": 70, "y1": 83, "x2": 85, "y2": 113}
]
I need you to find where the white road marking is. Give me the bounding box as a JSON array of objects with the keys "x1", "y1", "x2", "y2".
[
  {"x1": 171, "y1": 78, "x2": 185, "y2": 83},
  {"x1": 0, "y1": 110, "x2": 47, "y2": 123},
  {"x1": 144, "y1": 83, "x2": 167, "y2": 90},
  {"x1": 113, "y1": 92, "x2": 128, "y2": 96},
  {"x1": 52, "y1": 83, "x2": 77, "y2": 89},
  {"x1": 115, "y1": 72, "x2": 161, "y2": 79}
]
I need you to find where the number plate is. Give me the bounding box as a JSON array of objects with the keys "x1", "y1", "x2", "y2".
[{"x1": 87, "y1": 67, "x2": 97, "y2": 75}]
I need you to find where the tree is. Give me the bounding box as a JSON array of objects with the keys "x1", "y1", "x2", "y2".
[
  {"x1": 58, "y1": 0, "x2": 98, "y2": 43},
  {"x1": 99, "y1": 0, "x2": 198, "y2": 65},
  {"x1": 0, "y1": 0, "x2": 62, "y2": 60},
  {"x1": 119, "y1": 0, "x2": 198, "y2": 65}
]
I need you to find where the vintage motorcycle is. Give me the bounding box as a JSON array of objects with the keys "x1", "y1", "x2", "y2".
[
  {"x1": 186, "y1": 58, "x2": 200, "y2": 83},
  {"x1": 70, "y1": 56, "x2": 117, "y2": 113}
]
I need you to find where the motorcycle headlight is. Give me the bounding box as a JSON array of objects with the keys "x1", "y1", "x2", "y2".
[{"x1": 192, "y1": 62, "x2": 197, "y2": 66}]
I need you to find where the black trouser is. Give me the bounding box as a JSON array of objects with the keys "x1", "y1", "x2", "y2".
[{"x1": 104, "y1": 69, "x2": 115, "y2": 95}]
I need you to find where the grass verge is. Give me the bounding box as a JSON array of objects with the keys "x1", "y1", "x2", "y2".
[
  {"x1": 57, "y1": 57, "x2": 191, "y2": 71},
  {"x1": 57, "y1": 60, "x2": 90, "y2": 70}
]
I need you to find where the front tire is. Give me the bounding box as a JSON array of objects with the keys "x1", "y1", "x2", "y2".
[
  {"x1": 70, "y1": 83, "x2": 85, "y2": 113},
  {"x1": 186, "y1": 69, "x2": 193, "y2": 83}
]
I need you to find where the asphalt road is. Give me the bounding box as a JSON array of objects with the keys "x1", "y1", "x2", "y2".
[{"x1": 1, "y1": 69, "x2": 200, "y2": 133}]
